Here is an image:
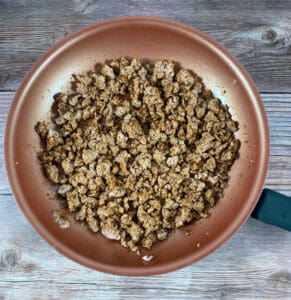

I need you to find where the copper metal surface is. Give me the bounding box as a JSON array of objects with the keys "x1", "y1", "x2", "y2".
[{"x1": 5, "y1": 17, "x2": 269, "y2": 275}]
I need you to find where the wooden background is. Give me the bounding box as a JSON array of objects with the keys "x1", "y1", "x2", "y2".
[{"x1": 0, "y1": 1, "x2": 290, "y2": 299}]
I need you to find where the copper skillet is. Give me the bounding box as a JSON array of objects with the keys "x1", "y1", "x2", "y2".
[{"x1": 5, "y1": 16, "x2": 288, "y2": 276}]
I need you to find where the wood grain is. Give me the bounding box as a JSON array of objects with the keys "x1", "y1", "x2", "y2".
[
  {"x1": 0, "y1": 0, "x2": 291, "y2": 92},
  {"x1": 0, "y1": 1, "x2": 291, "y2": 298},
  {"x1": 1, "y1": 92, "x2": 291, "y2": 196},
  {"x1": 0, "y1": 194, "x2": 290, "y2": 299},
  {"x1": 1, "y1": 91, "x2": 290, "y2": 298}
]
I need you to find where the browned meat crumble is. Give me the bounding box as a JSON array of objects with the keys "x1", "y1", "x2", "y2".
[{"x1": 35, "y1": 58, "x2": 240, "y2": 252}]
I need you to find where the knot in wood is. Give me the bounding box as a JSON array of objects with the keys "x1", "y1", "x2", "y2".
[
  {"x1": 262, "y1": 28, "x2": 277, "y2": 42},
  {"x1": 0, "y1": 248, "x2": 22, "y2": 270}
]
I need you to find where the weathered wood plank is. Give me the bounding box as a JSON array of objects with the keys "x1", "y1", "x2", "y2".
[
  {"x1": 1, "y1": 92, "x2": 291, "y2": 196},
  {"x1": 0, "y1": 194, "x2": 290, "y2": 299},
  {"x1": 0, "y1": 1, "x2": 290, "y2": 298},
  {"x1": 0, "y1": 0, "x2": 291, "y2": 92}
]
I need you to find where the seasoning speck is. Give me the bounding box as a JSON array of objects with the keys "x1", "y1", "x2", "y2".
[
  {"x1": 185, "y1": 230, "x2": 193, "y2": 236},
  {"x1": 196, "y1": 243, "x2": 200, "y2": 248},
  {"x1": 15, "y1": 161, "x2": 19, "y2": 165}
]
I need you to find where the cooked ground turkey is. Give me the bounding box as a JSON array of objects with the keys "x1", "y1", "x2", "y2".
[{"x1": 35, "y1": 58, "x2": 240, "y2": 252}]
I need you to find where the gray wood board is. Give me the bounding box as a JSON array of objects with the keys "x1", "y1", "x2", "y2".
[
  {"x1": 1, "y1": 92, "x2": 290, "y2": 298},
  {"x1": 0, "y1": 0, "x2": 291, "y2": 92},
  {"x1": 0, "y1": 193, "x2": 290, "y2": 299},
  {"x1": 1, "y1": 92, "x2": 290, "y2": 196},
  {"x1": 0, "y1": 1, "x2": 291, "y2": 298}
]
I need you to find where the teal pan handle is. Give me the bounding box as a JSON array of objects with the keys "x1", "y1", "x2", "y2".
[{"x1": 252, "y1": 188, "x2": 291, "y2": 231}]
